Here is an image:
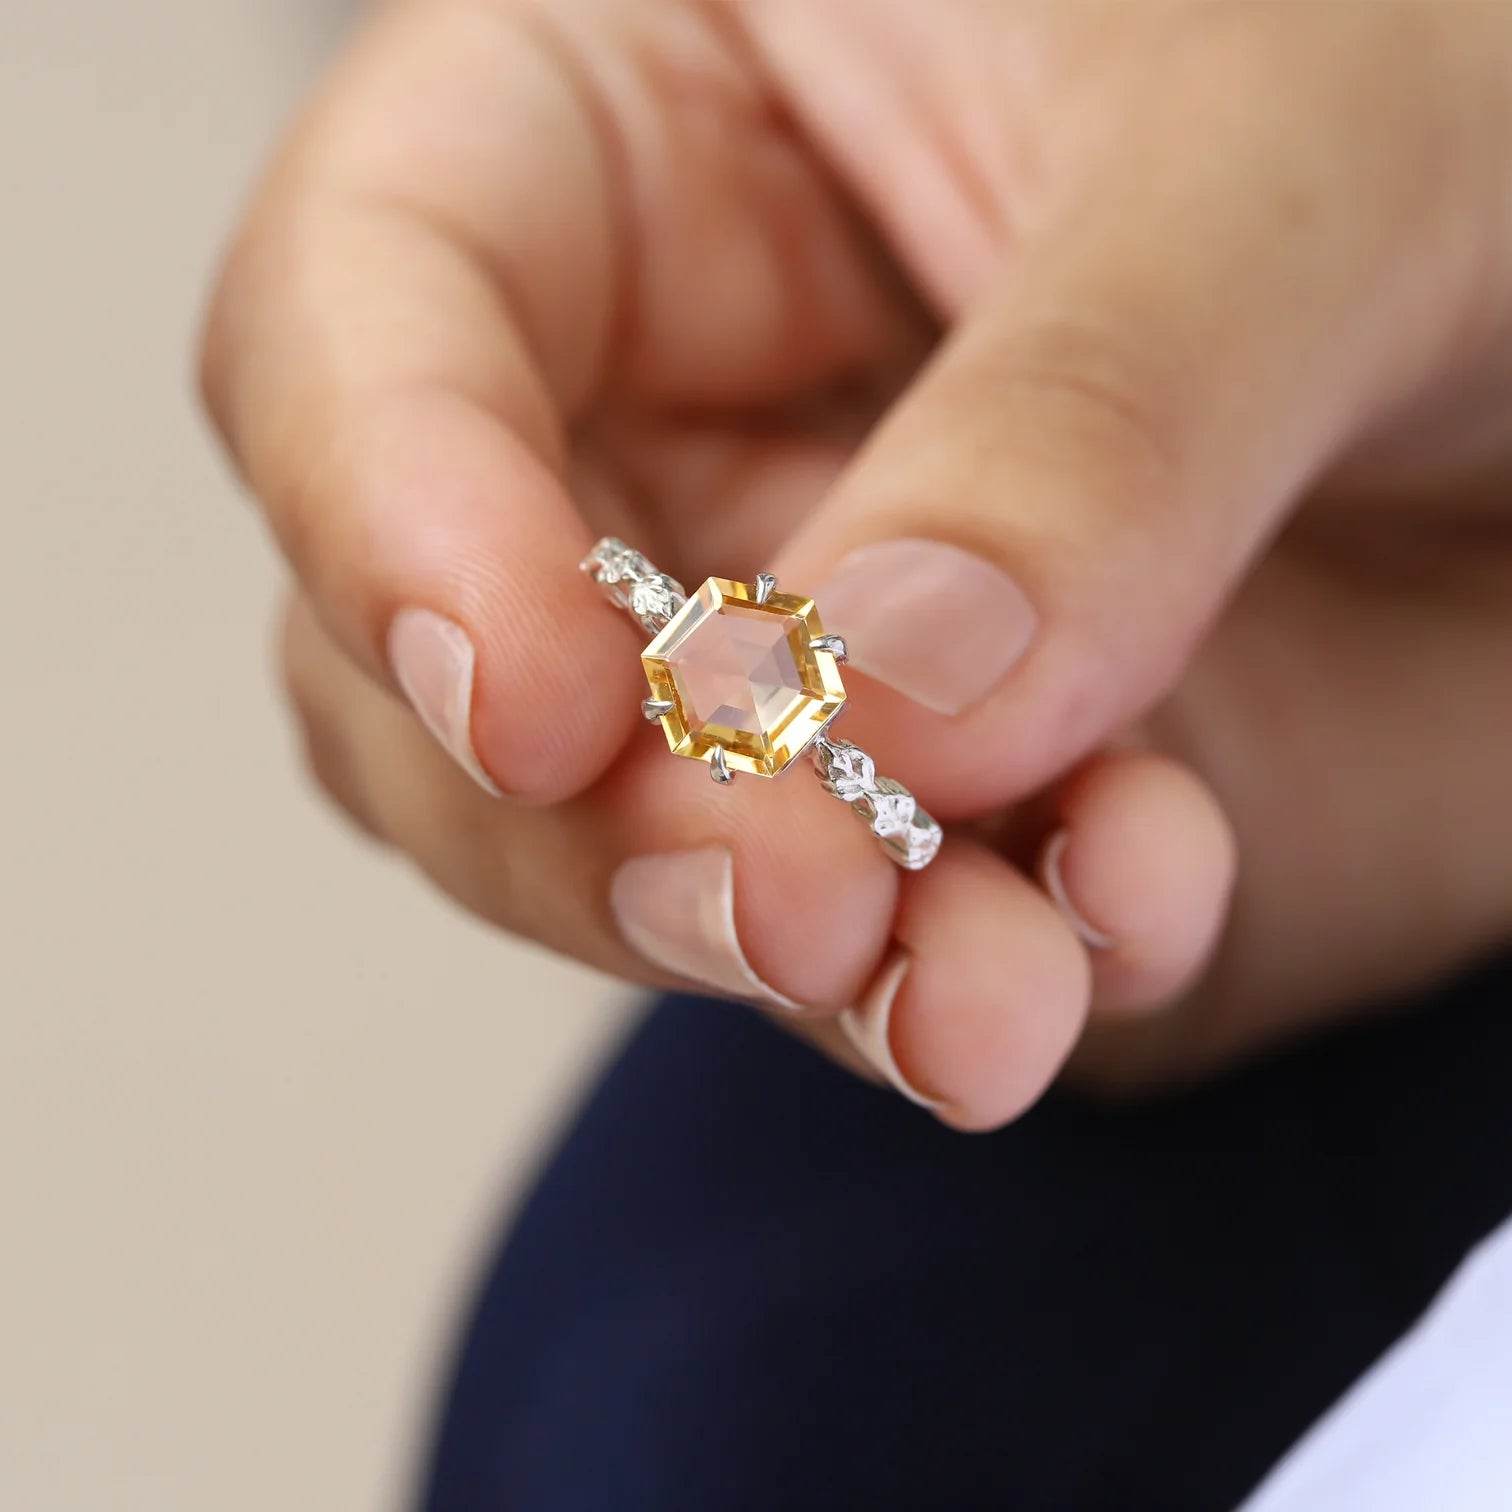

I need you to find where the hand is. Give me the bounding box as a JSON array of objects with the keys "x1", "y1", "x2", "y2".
[{"x1": 202, "y1": 0, "x2": 1512, "y2": 1127}]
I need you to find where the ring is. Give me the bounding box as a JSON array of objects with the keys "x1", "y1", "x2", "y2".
[{"x1": 582, "y1": 538, "x2": 943, "y2": 870}]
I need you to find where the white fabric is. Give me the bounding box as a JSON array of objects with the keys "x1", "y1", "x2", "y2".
[{"x1": 1243, "y1": 1217, "x2": 1512, "y2": 1511}]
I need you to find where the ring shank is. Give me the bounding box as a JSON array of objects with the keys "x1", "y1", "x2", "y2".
[{"x1": 810, "y1": 734, "x2": 942, "y2": 871}]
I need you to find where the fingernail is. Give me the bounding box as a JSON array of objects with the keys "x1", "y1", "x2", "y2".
[
  {"x1": 1042, "y1": 828, "x2": 1115, "y2": 950},
  {"x1": 387, "y1": 608, "x2": 502, "y2": 796},
  {"x1": 610, "y1": 846, "x2": 803, "y2": 1011},
  {"x1": 817, "y1": 538, "x2": 1036, "y2": 716},
  {"x1": 839, "y1": 951, "x2": 948, "y2": 1110}
]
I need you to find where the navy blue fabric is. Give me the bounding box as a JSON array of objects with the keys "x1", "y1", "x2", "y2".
[{"x1": 422, "y1": 954, "x2": 1512, "y2": 1512}]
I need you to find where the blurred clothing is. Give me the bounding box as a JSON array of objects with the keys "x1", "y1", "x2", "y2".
[
  {"x1": 423, "y1": 953, "x2": 1512, "y2": 1512},
  {"x1": 1244, "y1": 1217, "x2": 1512, "y2": 1511}
]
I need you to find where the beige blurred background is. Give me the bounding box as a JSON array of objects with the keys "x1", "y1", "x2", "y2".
[{"x1": 1, "y1": 3, "x2": 628, "y2": 1506}]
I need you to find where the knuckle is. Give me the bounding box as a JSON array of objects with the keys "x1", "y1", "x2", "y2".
[{"x1": 976, "y1": 315, "x2": 1182, "y2": 494}]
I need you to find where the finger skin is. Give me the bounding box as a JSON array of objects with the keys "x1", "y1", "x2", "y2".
[
  {"x1": 1041, "y1": 751, "x2": 1237, "y2": 1017},
  {"x1": 285, "y1": 584, "x2": 1092, "y2": 1133},
  {"x1": 282, "y1": 587, "x2": 899, "y2": 1010},
  {"x1": 884, "y1": 842, "x2": 1092, "y2": 1132},
  {"x1": 203, "y1": 0, "x2": 634, "y2": 800},
  {"x1": 599, "y1": 748, "x2": 901, "y2": 1014},
  {"x1": 280, "y1": 596, "x2": 393, "y2": 846},
  {"x1": 282, "y1": 587, "x2": 674, "y2": 985},
  {"x1": 285, "y1": 586, "x2": 905, "y2": 1097},
  {"x1": 767, "y1": 3, "x2": 1506, "y2": 819},
  {"x1": 202, "y1": 0, "x2": 914, "y2": 803}
]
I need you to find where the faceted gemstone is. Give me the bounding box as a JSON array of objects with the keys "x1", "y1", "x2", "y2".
[
  {"x1": 642, "y1": 577, "x2": 848, "y2": 778},
  {"x1": 671, "y1": 603, "x2": 805, "y2": 733}
]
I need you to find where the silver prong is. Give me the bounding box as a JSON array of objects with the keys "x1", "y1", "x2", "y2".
[
  {"x1": 811, "y1": 633, "x2": 848, "y2": 663},
  {"x1": 709, "y1": 746, "x2": 734, "y2": 785},
  {"x1": 753, "y1": 572, "x2": 777, "y2": 605},
  {"x1": 642, "y1": 698, "x2": 674, "y2": 722}
]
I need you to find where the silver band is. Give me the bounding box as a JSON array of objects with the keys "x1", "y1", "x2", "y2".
[
  {"x1": 582, "y1": 538, "x2": 687, "y2": 635},
  {"x1": 584, "y1": 538, "x2": 944, "y2": 871},
  {"x1": 809, "y1": 733, "x2": 943, "y2": 870}
]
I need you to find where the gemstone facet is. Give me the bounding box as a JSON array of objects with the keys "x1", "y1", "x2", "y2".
[{"x1": 642, "y1": 577, "x2": 848, "y2": 778}]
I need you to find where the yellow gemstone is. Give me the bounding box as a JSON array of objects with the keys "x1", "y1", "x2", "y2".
[{"x1": 642, "y1": 577, "x2": 848, "y2": 778}]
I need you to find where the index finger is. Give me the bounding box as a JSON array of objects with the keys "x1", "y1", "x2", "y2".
[{"x1": 200, "y1": 0, "x2": 635, "y2": 800}]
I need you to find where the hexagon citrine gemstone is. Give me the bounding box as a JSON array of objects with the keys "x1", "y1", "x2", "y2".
[{"x1": 642, "y1": 577, "x2": 848, "y2": 778}]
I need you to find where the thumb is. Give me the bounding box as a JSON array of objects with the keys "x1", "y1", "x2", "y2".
[{"x1": 777, "y1": 39, "x2": 1483, "y2": 815}]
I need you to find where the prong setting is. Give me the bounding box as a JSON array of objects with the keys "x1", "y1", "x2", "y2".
[{"x1": 584, "y1": 536, "x2": 939, "y2": 868}]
